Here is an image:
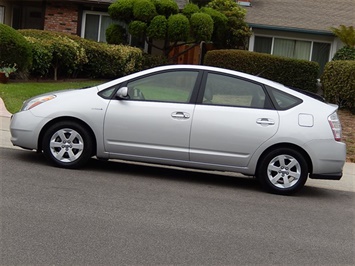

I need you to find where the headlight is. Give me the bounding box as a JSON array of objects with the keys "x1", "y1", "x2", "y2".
[{"x1": 21, "y1": 95, "x2": 56, "y2": 111}]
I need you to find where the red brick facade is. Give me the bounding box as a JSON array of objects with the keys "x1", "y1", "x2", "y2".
[{"x1": 44, "y1": 2, "x2": 79, "y2": 35}]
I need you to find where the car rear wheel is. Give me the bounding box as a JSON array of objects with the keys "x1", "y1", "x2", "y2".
[
  {"x1": 257, "y1": 148, "x2": 308, "y2": 195},
  {"x1": 42, "y1": 121, "x2": 93, "y2": 168}
]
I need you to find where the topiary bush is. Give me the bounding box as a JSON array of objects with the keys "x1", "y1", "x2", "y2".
[
  {"x1": 322, "y1": 60, "x2": 355, "y2": 112},
  {"x1": 201, "y1": 7, "x2": 227, "y2": 48},
  {"x1": 106, "y1": 24, "x2": 128, "y2": 45},
  {"x1": 332, "y1": 46, "x2": 355, "y2": 61},
  {"x1": 108, "y1": 0, "x2": 134, "y2": 22},
  {"x1": 168, "y1": 14, "x2": 190, "y2": 42},
  {"x1": 0, "y1": 24, "x2": 32, "y2": 73},
  {"x1": 190, "y1": 12, "x2": 214, "y2": 42},
  {"x1": 128, "y1": 20, "x2": 148, "y2": 37},
  {"x1": 133, "y1": 0, "x2": 157, "y2": 22},
  {"x1": 147, "y1": 15, "x2": 168, "y2": 39},
  {"x1": 182, "y1": 3, "x2": 200, "y2": 18},
  {"x1": 153, "y1": 0, "x2": 179, "y2": 17},
  {"x1": 204, "y1": 49, "x2": 319, "y2": 92}
]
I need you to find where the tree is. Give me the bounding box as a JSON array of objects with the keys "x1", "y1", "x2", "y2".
[
  {"x1": 108, "y1": 0, "x2": 216, "y2": 59},
  {"x1": 330, "y1": 25, "x2": 355, "y2": 47},
  {"x1": 207, "y1": 0, "x2": 251, "y2": 49}
]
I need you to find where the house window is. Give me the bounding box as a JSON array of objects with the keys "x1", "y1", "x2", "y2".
[
  {"x1": 0, "y1": 6, "x2": 4, "y2": 24},
  {"x1": 254, "y1": 36, "x2": 331, "y2": 74},
  {"x1": 82, "y1": 11, "x2": 113, "y2": 42}
]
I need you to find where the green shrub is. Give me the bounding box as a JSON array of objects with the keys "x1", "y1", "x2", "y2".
[
  {"x1": 133, "y1": 0, "x2": 157, "y2": 22},
  {"x1": 147, "y1": 15, "x2": 168, "y2": 40},
  {"x1": 168, "y1": 14, "x2": 190, "y2": 42},
  {"x1": 153, "y1": 0, "x2": 179, "y2": 17},
  {"x1": 322, "y1": 60, "x2": 355, "y2": 112},
  {"x1": 332, "y1": 46, "x2": 355, "y2": 61},
  {"x1": 19, "y1": 29, "x2": 143, "y2": 79},
  {"x1": 19, "y1": 29, "x2": 87, "y2": 80},
  {"x1": 204, "y1": 49, "x2": 319, "y2": 92},
  {"x1": 106, "y1": 24, "x2": 128, "y2": 45},
  {"x1": 108, "y1": 0, "x2": 134, "y2": 22},
  {"x1": 190, "y1": 13, "x2": 214, "y2": 42},
  {"x1": 24, "y1": 36, "x2": 52, "y2": 78},
  {"x1": 140, "y1": 53, "x2": 168, "y2": 70},
  {"x1": 128, "y1": 20, "x2": 148, "y2": 37},
  {"x1": 201, "y1": 7, "x2": 227, "y2": 48},
  {"x1": 182, "y1": 3, "x2": 200, "y2": 18},
  {"x1": 0, "y1": 24, "x2": 32, "y2": 73}
]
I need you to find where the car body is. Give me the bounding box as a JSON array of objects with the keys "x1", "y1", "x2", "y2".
[{"x1": 10, "y1": 65, "x2": 346, "y2": 194}]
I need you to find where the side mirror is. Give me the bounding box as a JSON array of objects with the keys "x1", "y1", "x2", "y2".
[{"x1": 116, "y1": 87, "x2": 129, "y2": 99}]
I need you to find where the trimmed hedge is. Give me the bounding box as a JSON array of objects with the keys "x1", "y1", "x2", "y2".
[
  {"x1": 204, "y1": 49, "x2": 319, "y2": 92},
  {"x1": 0, "y1": 24, "x2": 32, "y2": 73},
  {"x1": 19, "y1": 29, "x2": 142, "y2": 79},
  {"x1": 332, "y1": 46, "x2": 355, "y2": 61},
  {"x1": 322, "y1": 60, "x2": 355, "y2": 112}
]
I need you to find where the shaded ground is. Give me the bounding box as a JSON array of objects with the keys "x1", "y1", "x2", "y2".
[{"x1": 338, "y1": 109, "x2": 355, "y2": 162}]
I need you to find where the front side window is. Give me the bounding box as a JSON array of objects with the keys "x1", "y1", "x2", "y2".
[
  {"x1": 125, "y1": 71, "x2": 199, "y2": 103},
  {"x1": 202, "y1": 73, "x2": 266, "y2": 108}
]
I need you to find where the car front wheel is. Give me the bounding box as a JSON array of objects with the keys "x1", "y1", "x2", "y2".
[
  {"x1": 42, "y1": 121, "x2": 93, "y2": 168},
  {"x1": 257, "y1": 148, "x2": 308, "y2": 195}
]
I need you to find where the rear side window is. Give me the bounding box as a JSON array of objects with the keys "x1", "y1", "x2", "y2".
[
  {"x1": 202, "y1": 73, "x2": 267, "y2": 108},
  {"x1": 266, "y1": 86, "x2": 302, "y2": 110}
]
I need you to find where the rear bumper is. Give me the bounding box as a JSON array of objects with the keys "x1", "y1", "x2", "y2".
[{"x1": 309, "y1": 172, "x2": 342, "y2": 180}]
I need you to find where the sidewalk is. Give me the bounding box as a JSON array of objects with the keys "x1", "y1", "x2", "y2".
[{"x1": 0, "y1": 97, "x2": 354, "y2": 192}]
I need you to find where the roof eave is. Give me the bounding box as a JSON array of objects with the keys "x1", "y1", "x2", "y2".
[{"x1": 248, "y1": 23, "x2": 335, "y2": 36}]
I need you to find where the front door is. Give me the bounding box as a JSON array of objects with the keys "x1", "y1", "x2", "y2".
[{"x1": 104, "y1": 70, "x2": 200, "y2": 162}]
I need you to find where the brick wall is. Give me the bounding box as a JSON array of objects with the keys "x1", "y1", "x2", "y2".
[{"x1": 44, "y1": 2, "x2": 79, "y2": 35}]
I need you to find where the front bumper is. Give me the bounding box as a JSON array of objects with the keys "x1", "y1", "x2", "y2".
[{"x1": 10, "y1": 111, "x2": 48, "y2": 150}]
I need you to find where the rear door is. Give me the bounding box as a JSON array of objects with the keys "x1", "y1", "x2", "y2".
[
  {"x1": 190, "y1": 72, "x2": 279, "y2": 168},
  {"x1": 104, "y1": 70, "x2": 201, "y2": 161}
]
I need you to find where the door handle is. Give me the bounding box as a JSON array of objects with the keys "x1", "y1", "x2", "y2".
[
  {"x1": 256, "y1": 118, "x2": 275, "y2": 125},
  {"x1": 171, "y1": 112, "x2": 190, "y2": 119}
]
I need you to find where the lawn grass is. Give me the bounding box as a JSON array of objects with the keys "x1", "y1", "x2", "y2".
[{"x1": 0, "y1": 80, "x2": 104, "y2": 113}]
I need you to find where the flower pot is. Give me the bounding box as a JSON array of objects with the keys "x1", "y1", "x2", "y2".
[{"x1": 0, "y1": 72, "x2": 9, "y2": 84}]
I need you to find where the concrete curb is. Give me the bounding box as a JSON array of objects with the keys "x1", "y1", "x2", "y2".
[{"x1": 0, "y1": 97, "x2": 12, "y2": 117}]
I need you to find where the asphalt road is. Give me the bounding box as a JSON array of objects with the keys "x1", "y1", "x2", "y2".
[{"x1": 0, "y1": 147, "x2": 354, "y2": 265}]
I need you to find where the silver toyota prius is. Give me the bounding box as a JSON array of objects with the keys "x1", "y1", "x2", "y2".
[{"x1": 10, "y1": 65, "x2": 346, "y2": 195}]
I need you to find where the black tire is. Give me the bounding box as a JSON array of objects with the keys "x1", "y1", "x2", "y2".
[
  {"x1": 257, "y1": 148, "x2": 308, "y2": 195},
  {"x1": 42, "y1": 121, "x2": 93, "y2": 169}
]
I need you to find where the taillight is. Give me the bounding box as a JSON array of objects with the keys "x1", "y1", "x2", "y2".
[{"x1": 328, "y1": 112, "x2": 342, "y2": 141}]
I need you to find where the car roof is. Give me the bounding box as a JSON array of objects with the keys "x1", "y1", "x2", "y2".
[{"x1": 97, "y1": 64, "x2": 288, "y2": 91}]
